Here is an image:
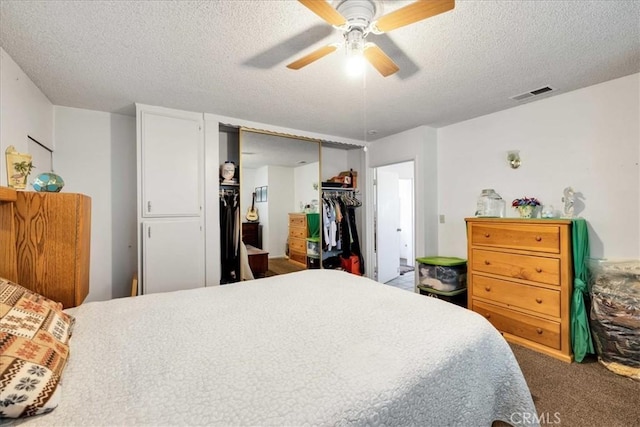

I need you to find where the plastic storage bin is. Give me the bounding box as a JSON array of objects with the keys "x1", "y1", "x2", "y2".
[
  {"x1": 416, "y1": 256, "x2": 467, "y2": 292},
  {"x1": 588, "y1": 259, "x2": 640, "y2": 380},
  {"x1": 418, "y1": 286, "x2": 467, "y2": 308},
  {"x1": 306, "y1": 237, "x2": 320, "y2": 257},
  {"x1": 307, "y1": 256, "x2": 320, "y2": 269}
]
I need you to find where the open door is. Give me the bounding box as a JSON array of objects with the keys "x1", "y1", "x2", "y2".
[{"x1": 376, "y1": 168, "x2": 401, "y2": 283}]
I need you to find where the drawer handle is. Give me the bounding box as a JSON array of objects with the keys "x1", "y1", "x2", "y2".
[
  {"x1": 485, "y1": 286, "x2": 491, "y2": 292},
  {"x1": 536, "y1": 328, "x2": 543, "y2": 334},
  {"x1": 484, "y1": 260, "x2": 491, "y2": 265},
  {"x1": 535, "y1": 236, "x2": 542, "y2": 242},
  {"x1": 484, "y1": 233, "x2": 490, "y2": 238},
  {"x1": 484, "y1": 313, "x2": 491, "y2": 319},
  {"x1": 535, "y1": 267, "x2": 542, "y2": 273},
  {"x1": 536, "y1": 298, "x2": 543, "y2": 304}
]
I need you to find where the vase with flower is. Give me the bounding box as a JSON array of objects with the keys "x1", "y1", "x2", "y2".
[{"x1": 512, "y1": 197, "x2": 541, "y2": 218}]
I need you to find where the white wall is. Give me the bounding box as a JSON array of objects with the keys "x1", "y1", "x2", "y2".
[
  {"x1": 268, "y1": 165, "x2": 294, "y2": 258},
  {"x1": 438, "y1": 73, "x2": 640, "y2": 260},
  {"x1": 255, "y1": 165, "x2": 269, "y2": 252},
  {"x1": 241, "y1": 167, "x2": 257, "y2": 214},
  {"x1": 322, "y1": 147, "x2": 350, "y2": 181},
  {"x1": 368, "y1": 126, "x2": 438, "y2": 278},
  {"x1": 54, "y1": 106, "x2": 137, "y2": 302},
  {"x1": 0, "y1": 47, "x2": 53, "y2": 186},
  {"x1": 294, "y1": 161, "x2": 319, "y2": 212}
]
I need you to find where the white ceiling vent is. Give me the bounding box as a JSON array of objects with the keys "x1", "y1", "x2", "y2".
[{"x1": 510, "y1": 86, "x2": 555, "y2": 102}]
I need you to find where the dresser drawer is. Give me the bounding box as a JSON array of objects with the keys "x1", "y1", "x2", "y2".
[
  {"x1": 289, "y1": 214, "x2": 306, "y2": 228},
  {"x1": 289, "y1": 227, "x2": 306, "y2": 239},
  {"x1": 289, "y1": 237, "x2": 306, "y2": 253},
  {"x1": 289, "y1": 251, "x2": 307, "y2": 265},
  {"x1": 470, "y1": 223, "x2": 560, "y2": 253},
  {"x1": 472, "y1": 249, "x2": 560, "y2": 286},
  {"x1": 473, "y1": 301, "x2": 561, "y2": 350},
  {"x1": 472, "y1": 275, "x2": 561, "y2": 317}
]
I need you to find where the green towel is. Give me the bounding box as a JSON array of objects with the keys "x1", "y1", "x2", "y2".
[
  {"x1": 306, "y1": 213, "x2": 320, "y2": 238},
  {"x1": 571, "y1": 218, "x2": 595, "y2": 362}
]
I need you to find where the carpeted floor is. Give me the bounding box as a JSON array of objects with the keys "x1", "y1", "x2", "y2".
[{"x1": 506, "y1": 343, "x2": 640, "y2": 426}]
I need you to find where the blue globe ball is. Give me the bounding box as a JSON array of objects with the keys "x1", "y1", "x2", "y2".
[{"x1": 32, "y1": 173, "x2": 65, "y2": 192}]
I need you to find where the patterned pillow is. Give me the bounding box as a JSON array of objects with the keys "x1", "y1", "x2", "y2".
[{"x1": 0, "y1": 277, "x2": 75, "y2": 418}]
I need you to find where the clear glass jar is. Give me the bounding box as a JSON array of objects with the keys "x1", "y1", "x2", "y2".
[{"x1": 476, "y1": 189, "x2": 505, "y2": 217}]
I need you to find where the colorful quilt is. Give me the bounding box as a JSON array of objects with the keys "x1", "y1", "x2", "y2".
[{"x1": 0, "y1": 278, "x2": 74, "y2": 418}]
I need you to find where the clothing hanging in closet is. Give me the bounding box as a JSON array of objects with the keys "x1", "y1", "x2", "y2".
[
  {"x1": 220, "y1": 189, "x2": 240, "y2": 283},
  {"x1": 322, "y1": 191, "x2": 364, "y2": 275}
]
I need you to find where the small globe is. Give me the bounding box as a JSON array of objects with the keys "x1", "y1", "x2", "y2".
[{"x1": 32, "y1": 173, "x2": 65, "y2": 192}]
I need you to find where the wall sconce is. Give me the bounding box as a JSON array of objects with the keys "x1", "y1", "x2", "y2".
[{"x1": 507, "y1": 150, "x2": 521, "y2": 169}]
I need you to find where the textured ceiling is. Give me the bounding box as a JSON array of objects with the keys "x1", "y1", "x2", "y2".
[{"x1": 1, "y1": 1, "x2": 638, "y2": 141}]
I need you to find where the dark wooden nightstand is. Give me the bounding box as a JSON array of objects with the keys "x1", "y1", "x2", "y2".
[{"x1": 246, "y1": 245, "x2": 268, "y2": 278}]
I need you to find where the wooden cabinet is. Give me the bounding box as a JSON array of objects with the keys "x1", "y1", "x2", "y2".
[
  {"x1": 288, "y1": 213, "x2": 308, "y2": 267},
  {"x1": 14, "y1": 191, "x2": 91, "y2": 309},
  {"x1": 137, "y1": 104, "x2": 205, "y2": 294},
  {"x1": 466, "y1": 218, "x2": 573, "y2": 362},
  {"x1": 242, "y1": 222, "x2": 261, "y2": 248}
]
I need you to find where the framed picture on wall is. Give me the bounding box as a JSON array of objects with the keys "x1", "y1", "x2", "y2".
[
  {"x1": 255, "y1": 187, "x2": 263, "y2": 202},
  {"x1": 262, "y1": 186, "x2": 268, "y2": 202}
]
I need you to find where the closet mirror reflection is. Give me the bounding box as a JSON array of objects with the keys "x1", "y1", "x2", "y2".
[{"x1": 239, "y1": 129, "x2": 320, "y2": 277}]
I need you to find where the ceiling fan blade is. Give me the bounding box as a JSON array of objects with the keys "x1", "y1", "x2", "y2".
[
  {"x1": 363, "y1": 44, "x2": 399, "y2": 77},
  {"x1": 298, "y1": 0, "x2": 347, "y2": 27},
  {"x1": 287, "y1": 45, "x2": 338, "y2": 70},
  {"x1": 374, "y1": 0, "x2": 455, "y2": 33}
]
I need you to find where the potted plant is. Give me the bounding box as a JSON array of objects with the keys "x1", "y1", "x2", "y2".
[{"x1": 512, "y1": 197, "x2": 541, "y2": 218}]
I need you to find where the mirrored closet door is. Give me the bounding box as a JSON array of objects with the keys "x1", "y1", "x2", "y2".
[{"x1": 239, "y1": 129, "x2": 321, "y2": 278}]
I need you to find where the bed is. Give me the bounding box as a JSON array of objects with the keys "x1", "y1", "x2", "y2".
[
  {"x1": 0, "y1": 189, "x2": 538, "y2": 426},
  {"x1": 3, "y1": 271, "x2": 539, "y2": 426}
]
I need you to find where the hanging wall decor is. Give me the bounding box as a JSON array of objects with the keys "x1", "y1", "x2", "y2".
[{"x1": 5, "y1": 145, "x2": 34, "y2": 189}]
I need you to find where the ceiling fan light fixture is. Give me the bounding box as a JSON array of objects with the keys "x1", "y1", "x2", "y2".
[
  {"x1": 345, "y1": 28, "x2": 365, "y2": 53},
  {"x1": 344, "y1": 28, "x2": 365, "y2": 77},
  {"x1": 292, "y1": 0, "x2": 454, "y2": 77},
  {"x1": 345, "y1": 54, "x2": 365, "y2": 77}
]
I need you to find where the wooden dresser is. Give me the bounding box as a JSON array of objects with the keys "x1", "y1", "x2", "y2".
[
  {"x1": 14, "y1": 191, "x2": 91, "y2": 308},
  {"x1": 465, "y1": 218, "x2": 573, "y2": 362},
  {"x1": 288, "y1": 213, "x2": 308, "y2": 267},
  {"x1": 242, "y1": 222, "x2": 261, "y2": 248}
]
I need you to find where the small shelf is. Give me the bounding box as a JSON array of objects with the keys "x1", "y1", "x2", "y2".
[{"x1": 321, "y1": 186, "x2": 356, "y2": 191}]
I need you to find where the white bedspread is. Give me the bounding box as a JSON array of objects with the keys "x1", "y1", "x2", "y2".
[{"x1": 15, "y1": 270, "x2": 538, "y2": 426}]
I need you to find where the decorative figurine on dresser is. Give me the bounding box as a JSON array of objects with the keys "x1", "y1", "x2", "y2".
[{"x1": 562, "y1": 186, "x2": 575, "y2": 218}]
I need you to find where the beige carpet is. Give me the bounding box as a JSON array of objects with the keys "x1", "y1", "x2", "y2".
[{"x1": 506, "y1": 344, "x2": 640, "y2": 426}]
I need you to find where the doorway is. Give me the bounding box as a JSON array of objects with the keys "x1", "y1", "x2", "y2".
[{"x1": 374, "y1": 161, "x2": 415, "y2": 289}]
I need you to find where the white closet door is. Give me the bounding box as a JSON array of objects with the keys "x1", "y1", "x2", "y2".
[
  {"x1": 141, "y1": 110, "x2": 202, "y2": 217},
  {"x1": 142, "y1": 219, "x2": 204, "y2": 294}
]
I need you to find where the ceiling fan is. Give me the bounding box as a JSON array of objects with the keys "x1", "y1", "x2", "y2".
[{"x1": 287, "y1": 0, "x2": 455, "y2": 77}]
